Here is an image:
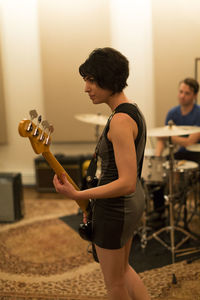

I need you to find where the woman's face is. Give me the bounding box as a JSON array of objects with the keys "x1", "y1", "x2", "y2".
[{"x1": 84, "y1": 77, "x2": 113, "y2": 105}]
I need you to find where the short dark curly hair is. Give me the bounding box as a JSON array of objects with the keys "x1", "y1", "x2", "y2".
[
  {"x1": 180, "y1": 78, "x2": 199, "y2": 94},
  {"x1": 79, "y1": 47, "x2": 129, "y2": 93}
]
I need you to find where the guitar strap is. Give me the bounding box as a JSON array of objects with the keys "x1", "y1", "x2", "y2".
[{"x1": 86, "y1": 111, "x2": 115, "y2": 187}]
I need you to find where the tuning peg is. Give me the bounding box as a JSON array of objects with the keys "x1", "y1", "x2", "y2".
[
  {"x1": 42, "y1": 120, "x2": 50, "y2": 129},
  {"x1": 33, "y1": 115, "x2": 42, "y2": 136},
  {"x1": 45, "y1": 124, "x2": 54, "y2": 145},
  {"x1": 27, "y1": 109, "x2": 38, "y2": 132},
  {"x1": 49, "y1": 124, "x2": 54, "y2": 134},
  {"x1": 39, "y1": 120, "x2": 50, "y2": 141},
  {"x1": 29, "y1": 110, "x2": 38, "y2": 120}
]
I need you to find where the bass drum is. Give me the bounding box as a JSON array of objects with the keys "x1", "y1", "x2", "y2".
[{"x1": 141, "y1": 156, "x2": 168, "y2": 185}]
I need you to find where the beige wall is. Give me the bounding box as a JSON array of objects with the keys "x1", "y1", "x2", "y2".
[
  {"x1": 0, "y1": 49, "x2": 7, "y2": 145},
  {"x1": 0, "y1": 0, "x2": 45, "y2": 184},
  {"x1": 38, "y1": 0, "x2": 111, "y2": 142},
  {"x1": 0, "y1": 0, "x2": 154, "y2": 185},
  {"x1": 38, "y1": 0, "x2": 155, "y2": 143},
  {"x1": 110, "y1": 0, "x2": 155, "y2": 129},
  {"x1": 152, "y1": 0, "x2": 200, "y2": 127},
  {"x1": 2, "y1": 0, "x2": 200, "y2": 184},
  {"x1": 0, "y1": 7, "x2": 7, "y2": 144}
]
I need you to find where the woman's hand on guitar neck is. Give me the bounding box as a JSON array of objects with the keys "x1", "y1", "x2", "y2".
[{"x1": 53, "y1": 173, "x2": 79, "y2": 200}]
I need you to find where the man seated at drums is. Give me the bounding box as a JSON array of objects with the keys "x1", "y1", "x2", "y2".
[
  {"x1": 150, "y1": 78, "x2": 200, "y2": 227},
  {"x1": 155, "y1": 77, "x2": 200, "y2": 160}
]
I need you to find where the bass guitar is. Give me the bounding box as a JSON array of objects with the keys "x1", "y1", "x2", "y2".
[{"x1": 18, "y1": 109, "x2": 89, "y2": 214}]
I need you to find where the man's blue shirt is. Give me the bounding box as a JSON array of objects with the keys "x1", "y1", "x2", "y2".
[
  {"x1": 165, "y1": 103, "x2": 200, "y2": 153},
  {"x1": 165, "y1": 103, "x2": 200, "y2": 126}
]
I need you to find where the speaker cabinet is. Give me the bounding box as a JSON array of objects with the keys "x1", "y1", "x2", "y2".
[
  {"x1": 34, "y1": 154, "x2": 92, "y2": 192},
  {"x1": 0, "y1": 173, "x2": 24, "y2": 222}
]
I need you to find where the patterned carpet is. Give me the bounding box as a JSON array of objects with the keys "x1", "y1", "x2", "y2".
[{"x1": 0, "y1": 188, "x2": 199, "y2": 300}]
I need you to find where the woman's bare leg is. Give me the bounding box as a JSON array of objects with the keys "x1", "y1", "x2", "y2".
[
  {"x1": 95, "y1": 239, "x2": 150, "y2": 300},
  {"x1": 95, "y1": 244, "x2": 131, "y2": 300},
  {"x1": 124, "y1": 239, "x2": 151, "y2": 300}
]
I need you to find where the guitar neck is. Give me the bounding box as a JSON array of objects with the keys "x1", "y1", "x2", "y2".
[{"x1": 42, "y1": 151, "x2": 89, "y2": 213}]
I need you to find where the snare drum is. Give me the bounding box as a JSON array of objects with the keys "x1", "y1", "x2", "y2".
[
  {"x1": 142, "y1": 156, "x2": 168, "y2": 184},
  {"x1": 165, "y1": 160, "x2": 199, "y2": 192}
]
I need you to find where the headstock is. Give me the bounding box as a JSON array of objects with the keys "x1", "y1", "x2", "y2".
[{"x1": 18, "y1": 110, "x2": 54, "y2": 154}]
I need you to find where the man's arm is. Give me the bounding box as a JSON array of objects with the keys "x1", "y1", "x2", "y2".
[
  {"x1": 171, "y1": 132, "x2": 200, "y2": 147},
  {"x1": 155, "y1": 137, "x2": 167, "y2": 156}
]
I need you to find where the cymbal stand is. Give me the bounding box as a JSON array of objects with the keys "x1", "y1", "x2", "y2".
[
  {"x1": 139, "y1": 179, "x2": 154, "y2": 250},
  {"x1": 146, "y1": 136, "x2": 198, "y2": 283},
  {"x1": 94, "y1": 113, "x2": 103, "y2": 142},
  {"x1": 95, "y1": 124, "x2": 100, "y2": 142}
]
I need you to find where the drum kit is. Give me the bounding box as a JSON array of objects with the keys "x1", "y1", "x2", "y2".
[
  {"x1": 75, "y1": 114, "x2": 200, "y2": 265},
  {"x1": 143, "y1": 121, "x2": 200, "y2": 268}
]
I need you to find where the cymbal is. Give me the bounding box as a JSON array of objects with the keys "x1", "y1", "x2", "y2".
[
  {"x1": 147, "y1": 125, "x2": 200, "y2": 137},
  {"x1": 75, "y1": 113, "x2": 108, "y2": 126},
  {"x1": 186, "y1": 143, "x2": 200, "y2": 152}
]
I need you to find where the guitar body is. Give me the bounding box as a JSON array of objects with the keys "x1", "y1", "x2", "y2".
[{"x1": 18, "y1": 115, "x2": 89, "y2": 213}]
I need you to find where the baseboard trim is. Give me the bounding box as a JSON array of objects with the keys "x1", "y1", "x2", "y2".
[{"x1": 22, "y1": 173, "x2": 35, "y2": 186}]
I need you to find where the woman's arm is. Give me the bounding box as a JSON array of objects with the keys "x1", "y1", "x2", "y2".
[{"x1": 53, "y1": 113, "x2": 138, "y2": 201}]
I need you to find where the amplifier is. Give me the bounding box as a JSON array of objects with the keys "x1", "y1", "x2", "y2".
[
  {"x1": 34, "y1": 154, "x2": 92, "y2": 192},
  {"x1": 0, "y1": 173, "x2": 24, "y2": 222}
]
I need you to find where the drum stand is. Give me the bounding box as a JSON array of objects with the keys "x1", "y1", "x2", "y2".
[
  {"x1": 146, "y1": 137, "x2": 198, "y2": 282},
  {"x1": 187, "y1": 169, "x2": 200, "y2": 223}
]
